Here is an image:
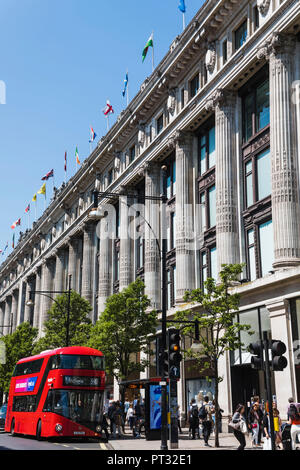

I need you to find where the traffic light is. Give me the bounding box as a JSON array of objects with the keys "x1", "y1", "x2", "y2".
[
  {"x1": 249, "y1": 340, "x2": 263, "y2": 370},
  {"x1": 159, "y1": 350, "x2": 169, "y2": 378},
  {"x1": 271, "y1": 340, "x2": 288, "y2": 371},
  {"x1": 168, "y1": 329, "x2": 182, "y2": 379}
]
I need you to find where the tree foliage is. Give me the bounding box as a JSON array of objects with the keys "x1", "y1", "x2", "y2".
[
  {"x1": 88, "y1": 278, "x2": 158, "y2": 383},
  {"x1": 33, "y1": 291, "x2": 92, "y2": 354},
  {"x1": 175, "y1": 264, "x2": 254, "y2": 447},
  {"x1": 0, "y1": 323, "x2": 38, "y2": 394}
]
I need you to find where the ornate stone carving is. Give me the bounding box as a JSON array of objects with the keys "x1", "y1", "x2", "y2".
[
  {"x1": 167, "y1": 89, "x2": 176, "y2": 115},
  {"x1": 138, "y1": 123, "x2": 146, "y2": 147},
  {"x1": 257, "y1": 32, "x2": 296, "y2": 60},
  {"x1": 257, "y1": 0, "x2": 270, "y2": 15},
  {"x1": 205, "y1": 42, "x2": 216, "y2": 74}
]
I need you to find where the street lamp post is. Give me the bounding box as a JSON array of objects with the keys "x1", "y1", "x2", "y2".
[
  {"x1": 26, "y1": 274, "x2": 72, "y2": 347},
  {"x1": 91, "y1": 165, "x2": 169, "y2": 450}
]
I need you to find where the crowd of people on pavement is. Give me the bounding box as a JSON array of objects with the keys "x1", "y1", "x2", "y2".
[
  {"x1": 100, "y1": 394, "x2": 300, "y2": 450},
  {"x1": 101, "y1": 398, "x2": 145, "y2": 440},
  {"x1": 230, "y1": 396, "x2": 300, "y2": 450},
  {"x1": 188, "y1": 396, "x2": 223, "y2": 447}
]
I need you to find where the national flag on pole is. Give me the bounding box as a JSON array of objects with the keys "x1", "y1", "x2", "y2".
[
  {"x1": 32, "y1": 193, "x2": 37, "y2": 202},
  {"x1": 37, "y1": 182, "x2": 46, "y2": 196},
  {"x1": 89, "y1": 127, "x2": 97, "y2": 143},
  {"x1": 122, "y1": 72, "x2": 129, "y2": 97},
  {"x1": 2, "y1": 242, "x2": 8, "y2": 255},
  {"x1": 103, "y1": 101, "x2": 114, "y2": 116},
  {"x1": 11, "y1": 218, "x2": 21, "y2": 229},
  {"x1": 12, "y1": 233, "x2": 15, "y2": 249},
  {"x1": 142, "y1": 33, "x2": 154, "y2": 62},
  {"x1": 41, "y1": 169, "x2": 54, "y2": 181},
  {"x1": 25, "y1": 204, "x2": 30, "y2": 213},
  {"x1": 178, "y1": 0, "x2": 186, "y2": 13},
  {"x1": 64, "y1": 151, "x2": 67, "y2": 172},
  {"x1": 75, "y1": 146, "x2": 80, "y2": 165}
]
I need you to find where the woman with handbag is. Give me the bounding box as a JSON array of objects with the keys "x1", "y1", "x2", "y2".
[
  {"x1": 249, "y1": 404, "x2": 261, "y2": 447},
  {"x1": 231, "y1": 404, "x2": 248, "y2": 450}
]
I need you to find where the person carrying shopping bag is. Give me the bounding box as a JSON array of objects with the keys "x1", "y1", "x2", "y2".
[{"x1": 229, "y1": 404, "x2": 248, "y2": 450}]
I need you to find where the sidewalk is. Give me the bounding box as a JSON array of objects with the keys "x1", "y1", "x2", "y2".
[{"x1": 108, "y1": 428, "x2": 260, "y2": 451}]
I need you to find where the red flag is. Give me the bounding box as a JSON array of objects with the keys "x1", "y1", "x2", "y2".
[
  {"x1": 25, "y1": 204, "x2": 30, "y2": 213},
  {"x1": 64, "y1": 151, "x2": 67, "y2": 172},
  {"x1": 11, "y1": 218, "x2": 21, "y2": 229}
]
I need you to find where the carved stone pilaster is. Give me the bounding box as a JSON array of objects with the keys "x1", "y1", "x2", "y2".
[
  {"x1": 175, "y1": 131, "x2": 195, "y2": 302},
  {"x1": 98, "y1": 215, "x2": 112, "y2": 317},
  {"x1": 81, "y1": 222, "x2": 96, "y2": 311},
  {"x1": 214, "y1": 90, "x2": 240, "y2": 273},
  {"x1": 258, "y1": 33, "x2": 300, "y2": 267}
]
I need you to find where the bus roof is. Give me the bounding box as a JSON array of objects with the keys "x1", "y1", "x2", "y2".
[{"x1": 17, "y1": 346, "x2": 103, "y2": 364}]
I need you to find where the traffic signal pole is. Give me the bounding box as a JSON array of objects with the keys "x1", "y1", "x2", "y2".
[
  {"x1": 263, "y1": 331, "x2": 276, "y2": 451},
  {"x1": 160, "y1": 165, "x2": 168, "y2": 451}
]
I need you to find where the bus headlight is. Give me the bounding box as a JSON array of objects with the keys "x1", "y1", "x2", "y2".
[
  {"x1": 96, "y1": 425, "x2": 102, "y2": 432},
  {"x1": 55, "y1": 423, "x2": 63, "y2": 433}
]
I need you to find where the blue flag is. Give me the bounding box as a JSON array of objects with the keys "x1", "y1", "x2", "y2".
[
  {"x1": 122, "y1": 72, "x2": 128, "y2": 97},
  {"x1": 178, "y1": 0, "x2": 186, "y2": 13}
]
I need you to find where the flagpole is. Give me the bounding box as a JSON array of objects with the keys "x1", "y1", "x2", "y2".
[
  {"x1": 107, "y1": 115, "x2": 110, "y2": 131},
  {"x1": 152, "y1": 31, "x2": 154, "y2": 72},
  {"x1": 127, "y1": 69, "x2": 129, "y2": 106},
  {"x1": 183, "y1": 13, "x2": 186, "y2": 30},
  {"x1": 35, "y1": 201, "x2": 37, "y2": 221}
]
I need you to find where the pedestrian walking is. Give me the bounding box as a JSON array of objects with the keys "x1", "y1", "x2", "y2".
[
  {"x1": 126, "y1": 403, "x2": 135, "y2": 433},
  {"x1": 250, "y1": 396, "x2": 264, "y2": 444},
  {"x1": 273, "y1": 407, "x2": 283, "y2": 449},
  {"x1": 188, "y1": 399, "x2": 199, "y2": 439},
  {"x1": 249, "y1": 403, "x2": 261, "y2": 448},
  {"x1": 288, "y1": 402, "x2": 300, "y2": 450},
  {"x1": 199, "y1": 396, "x2": 213, "y2": 447},
  {"x1": 177, "y1": 405, "x2": 182, "y2": 434},
  {"x1": 107, "y1": 401, "x2": 117, "y2": 437},
  {"x1": 231, "y1": 404, "x2": 248, "y2": 450}
]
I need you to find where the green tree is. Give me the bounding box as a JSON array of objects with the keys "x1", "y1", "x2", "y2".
[
  {"x1": 0, "y1": 323, "x2": 38, "y2": 397},
  {"x1": 175, "y1": 264, "x2": 253, "y2": 448},
  {"x1": 33, "y1": 291, "x2": 92, "y2": 354},
  {"x1": 88, "y1": 278, "x2": 157, "y2": 401}
]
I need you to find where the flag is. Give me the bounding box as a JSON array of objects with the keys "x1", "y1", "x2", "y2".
[
  {"x1": 75, "y1": 146, "x2": 80, "y2": 165},
  {"x1": 64, "y1": 151, "x2": 67, "y2": 172},
  {"x1": 2, "y1": 242, "x2": 8, "y2": 255},
  {"x1": 142, "y1": 33, "x2": 154, "y2": 62},
  {"x1": 11, "y1": 218, "x2": 21, "y2": 229},
  {"x1": 32, "y1": 193, "x2": 37, "y2": 202},
  {"x1": 37, "y1": 183, "x2": 46, "y2": 195},
  {"x1": 89, "y1": 127, "x2": 97, "y2": 143},
  {"x1": 122, "y1": 72, "x2": 129, "y2": 97},
  {"x1": 25, "y1": 204, "x2": 30, "y2": 213},
  {"x1": 103, "y1": 100, "x2": 114, "y2": 116},
  {"x1": 41, "y1": 169, "x2": 54, "y2": 181},
  {"x1": 178, "y1": 0, "x2": 186, "y2": 13},
  {"x1": 12, "y1": 233, "x2": 15, "y2": 249}
]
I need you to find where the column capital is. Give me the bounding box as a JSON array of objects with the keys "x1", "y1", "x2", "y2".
[
  {"x1": 138, "y1": 160, "x2": 161, "y2": 178},
  {"x1": 205, "y1": 88, "x2": 236, "y2": 112},
  {"x1": 169, "y1": 129, "x2": 194, "y2": 148},
  {"x1": 257, "y1": 32, "x2": 296, "y2": 60}
]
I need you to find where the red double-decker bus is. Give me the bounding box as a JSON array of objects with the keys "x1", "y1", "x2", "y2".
[{"x1": 5, "y1": 346, "x2": 106, "y2": 440}]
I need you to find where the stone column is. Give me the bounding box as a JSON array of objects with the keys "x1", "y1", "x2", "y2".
[
  {"x1": 3, "y1": 296, "x2": 12, "y2": 335},
  {"x1": 54, "y1": 248, "x2": 65, "y2": 294},
  {"x1": 24, "y1": 278, "x2": 34, "y2": 324},
  {"x1": 265, "y1": 298, "x2": 297, "y2": 417},
  {"x1": 68, "y1": 237, "x2": 80, "y2": 292},
  {"x1": 258, "y1": 33, "x2": 300, "y2": 268},
  {"x1": 119, "y1": 192, "x2": 135, "y2": 291},
  {"x1": 39, "y1": 258, "x2": 54, "y2": 336},
  {"x1": 33, "y1": 267, "x2": 42, "y2": 329},
  {"x1": 174, "y1": 130, "x2": 195, "y2": 302},
  {"x1": 206, "y1": 89, "x2": 240, "y2": 273},
  {"x1": 0, "y1": 303, "x2": 5, "y2": 335},
  {"x1": 144, "y1": 162, "x2": 161, "y2": 310},
  {"x1": 98, "y1": 215, "x2": 112, "y2": 317},
  {"x1": 11, "y1": 290, "x2": 19, "y2": 333},
  {"x1": 81, "y1": 222, "x2": 95, "y2": 309}
]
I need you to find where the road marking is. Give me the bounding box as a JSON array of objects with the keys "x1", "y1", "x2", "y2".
[{"x1": 100, "y1": 442, "x2": 107, "y2": 450}]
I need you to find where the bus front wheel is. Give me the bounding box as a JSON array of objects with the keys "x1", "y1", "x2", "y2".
[
  {"x1": 36, "y1": 420, "x2": 42, "y2": 441},
  {"x1": 10, "y1": 419, "x2": 16, "y2": 437}
]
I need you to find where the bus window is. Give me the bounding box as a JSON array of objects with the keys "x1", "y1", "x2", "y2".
[
  {"x1": 12, "y1": 358, "x2": 44, "y2": 377},
  {"x1": 50, "y1": 355, "x2": 104, "y2": 370}
]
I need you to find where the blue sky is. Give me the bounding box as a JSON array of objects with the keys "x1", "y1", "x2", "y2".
[{"x1": 0, "y1": 0, "x2": 202, "y2": 260}]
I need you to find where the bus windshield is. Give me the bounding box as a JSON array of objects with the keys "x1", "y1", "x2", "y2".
[
  {"x1": 43, "y1": 390, "x2": 104, "y2": 425},
  {"x1": 50, "y1": 355, "x2": 104, "y2": 370}
]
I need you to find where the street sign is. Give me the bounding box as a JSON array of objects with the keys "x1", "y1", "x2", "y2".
[{"x1": 169, "y1": 365, "x2": 180, "y2": 379}]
